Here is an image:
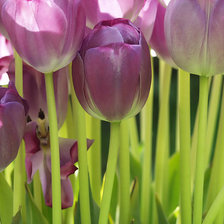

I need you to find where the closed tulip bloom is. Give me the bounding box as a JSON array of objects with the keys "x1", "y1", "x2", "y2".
[
  {"x1": 73, "y1": 19, "x2": 151, "y2": 122},
  {"x1": 165, "y1": 0, "x2": 224, "y2": 76},
  {"x1": 0, "y1": 82, "x2": 28, "y2": 171},
  {"x1": 82, "y1": 0, "x2": 144, "y2": 28},
  {"x1": 0, "y1": 0, "x2": 85, "y2": 73}
]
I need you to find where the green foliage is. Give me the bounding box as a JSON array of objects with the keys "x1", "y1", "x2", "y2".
[
  {"x1": 25, "y1": 184, "x2": 48, "y2": 224},
  {"x1": 0, "y1": 173, "x2": 13, "y2": 224}
]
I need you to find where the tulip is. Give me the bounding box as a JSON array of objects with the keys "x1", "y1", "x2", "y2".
[
  {"x1": 0, "y1": 0, "x2": 86, "y2": 73},
  {"x1": 24, "y1": 120, "x2": 93, "y2": 208},
  {"x1": 82, "y1": 0, "x2": 144, "y2": 28},
  {"x1": 8, "y1": 61, "x2": 68, "y2": 128},
  {"x1": 0, "y1": 82, "x2": 28, "y2": 171},
  {"x1": 134, "y1": 0, "x2": 158, "y2": 43},
  {"x1": 165, "y1": 0, "x2": 224, "y2": 76},
  {"x1": 73, "y1": 19, "x2": 151, "y2": 122}
]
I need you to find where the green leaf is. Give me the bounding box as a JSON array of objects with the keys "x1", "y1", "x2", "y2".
[
  {"x1": 0, "y1": 173, "x2": 13, "y2": 224},
  {"x1": 168, "y1": 207, "x2": 180, "y2": 224},
  {"x1": 25, "y1": 184, "x2": 48, "y2": 224},
  {"x1": 130, "y1": 178, "x2": 141, "y2": 223},
  {"x1": 11, "y1": 209, "x2": 22, "y2": 224},
  {"x1": 109, "y1": 173, "x2": 118, "y2": 222},
  {"x1": 155, "y1": 194, "x2": 170, "y2": 224},
  {"x1": 167, "y1": 152, "x2": 180, "y2": 215}
]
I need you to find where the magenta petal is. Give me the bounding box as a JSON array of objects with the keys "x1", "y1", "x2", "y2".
[
  {"x1": 0, "y1": 85, "x2": 27, "y2": 170},
  {"x1": 149, "y1": 1, "x2": 176, "y2": 66},
  {"x1": 8, "y1": 62, "x2": 68, "y2": 127},
  {"x1": 134, "y1": 0, "x2": 158, "y2": 42},
  {"x1": 39, "y1": 159, "x2": 74, "y2": 209},
  {"x1": 24, "y1": 121, "x2": 43, "y2": 182}
]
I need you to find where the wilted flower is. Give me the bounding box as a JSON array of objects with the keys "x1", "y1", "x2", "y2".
[
  {"x1": 0, "y1": 82, "x2": 28, "y2": 171},
  {"x1": 82, "y1": 0, "x2": 144, "y2": 28},
  {"x1": 24, "y1": 120, "x2": 93, "y2": 208},
  {"x1": 73, "y1": 19, "x2": 151, "y2": 122},
  {"x1": 0, "y1": 0, "x2": 86, "y2": 73},
  {"x1": 165, "y1": 0, "x2": 224, "y2": 76}
]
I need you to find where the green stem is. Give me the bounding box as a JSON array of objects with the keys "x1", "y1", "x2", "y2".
[
  {"x1": 202, "y1": 186, "x2": 224, "y2": 224},
  {"x1": 205, "y1": 82, "x2": 224, "y2": 224},
  {"x1": 13, "y1": 50, "x2": 26, "y2": 221},
  {"x1": 87, "y1": 115, "x2": 102, "y2": 205},
  {"x1": 44, "y1": 72, "x2": 61, "y2": 224},
  {"x1": 33, "y1": 171, "x2": 42, "y2": 211},
  {"x1": 68, "y1": 68, "x2": 91, "y2": 224},
  {"x1": 129, "y1": 117, "x2": 139, "y2": 160},
  {"x1": 178, "y1": 69, "x2": 192, "y2": 224},
  {"x1": 99, "y1": 122, "x2": 120, "y2": 224},
  {"x1": 204, "y1": 75, "x2": 222, "y2": 168},
  {"x1": 140, "y1": 55, "x2": 154, "y2": 224},
  {"x1": 119, "y1": 120, "x2": 130, "y2": 224},
  {"x1": 193, "y1": 76, "x2": 209, "y2": 224},
  {"x1": 155, "y1": 62, "x2": 172, "y2": 209}
]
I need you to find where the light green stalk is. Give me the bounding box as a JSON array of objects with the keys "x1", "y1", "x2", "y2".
[
  {"x1": 13, "y1": 50, "x2": 26, "y2": 221},
  {"x1": 68, "y1": 67, "x2": 91, "y2": 224},
  {"x1": 99, "y1": 122, "x2": 120, "y2": 224},
  {"x1": 154, "y1": 62, "x2": 172, "y2": 211},
  {"x1": 45, "y1": 72, "x2": 61, "y2": 224},
  {"x1": 178, "y1": 69, "x2": 192, "y2": 224},
  {"x1": 119, "y1": 119, "x2": 130, "y2": 224},
  {"x1": 193, "y1": 76, "x2": 209, "y2": 224},
  {"x1": 140, "y1": 55, "x2": 154, "y2": 224}
]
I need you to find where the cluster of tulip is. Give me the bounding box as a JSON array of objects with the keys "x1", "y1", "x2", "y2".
[{"x1": 1, "y1": 0, "x2": 224, "y2": 224}]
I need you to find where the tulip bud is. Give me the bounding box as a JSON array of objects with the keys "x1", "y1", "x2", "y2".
[
  {"x1": 0, "y1": 82, "x2": 28, "y2": 171},
  {"x1": 0, "y1": 0, "x2": 86, "y2": 73},
  {"x1": 165, "y1": 0, "x2": 224, "y2": 76},
  {"x1": 73, "y1": 19, "x2": 151, "y2": 122}
]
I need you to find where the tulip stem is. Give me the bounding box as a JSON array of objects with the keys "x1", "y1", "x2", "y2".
[
  {"x1": 69, "y1": 65, "x2": 91, "y2": 224},
  {"x1": 193, "y1": 76, "x2": 209, "y2": 224},
  {"x1": 140, "y1": 55, "x2": 154, "y2": 224},
  {"x1": 99, "y1": 122, "x2": 120, "y2": 224},
  {"x1": 129, "y1": 117, "x2": 139, "y2": 160},
  {"x1": 13, "y1": 50, "x2": 26, "y2": 221},
  {"x1": 44, "y1": 72, "x2": 61, "y2": 224},
  {"x1": 154, "y1": 62, "x2": 171, "y2": 211},
  {"x1": 178, "y1": 69, "x2": 192, "y2": 224},
  {"x1": 205, "y1": 81, "x2": 224, "y2": 224},
  {"x1": 87, "y1": 115, "x2": 102, "y2": 205},
  {"x1": 33, "y1": 171, "x2": 42, "y2": 211},
  {"x1": 119, "y1": 119, "x2": 130, "y2": 224},
  {"x1": 204, "y1": 75, "x2": 222, "y2": 169}
]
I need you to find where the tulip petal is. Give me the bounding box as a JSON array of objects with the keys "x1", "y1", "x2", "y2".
[
  {"x1": 0, "y1": 85, "x2": 27, "y2": 170},
  {"x1": 84, "y1": 43, "x2": 142, "y2": 121}
]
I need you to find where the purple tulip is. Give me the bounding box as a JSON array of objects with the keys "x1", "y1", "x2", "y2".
[
  {"x1": 0, "y1": 0, "x2": 86, "y2": 73},
  {"x1": 82, "y1": 0, "x2": 144, "y2": 28},
  {"x1": 0, "y1": 82, "x2": 28, "y2": 171},
  {"x1": 165, "y1": 0, "x2": 224, "y2": 76},
  {"x1": 73, "y1": 19, "x2": 151, "y2": 122},
  {"x1": 24, "y1": 121, "x2": 93, "y2": 208},
  {"x1": 8, "y1": 61, "x2": 68, "y2": 128}
]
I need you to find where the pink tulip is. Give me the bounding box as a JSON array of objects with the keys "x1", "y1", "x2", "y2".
[
  {"x1": 0, "y1": 82, "x2": 28, "y2": 171},
  {"x1": 82, "y1": 0, "x2": 144, "y2": 28},
  {"x1": 0, "y1": 0, "x2": 85, "y2": 73},
  {"x1": 165, "y1": 0, "x2": 224, "y2": 76},
  {"x1": 73, "y1": 19, "x2": 151, "y2": 122}
]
